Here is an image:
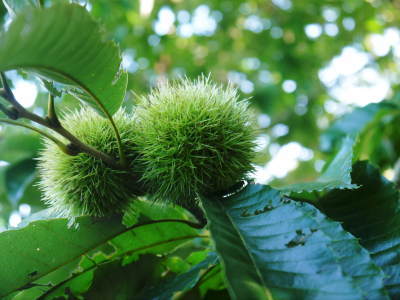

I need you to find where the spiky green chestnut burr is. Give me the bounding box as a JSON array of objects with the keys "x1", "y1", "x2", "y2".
[
  {"x1": 134, "y1": 77, "x2": 256, "y2": 205},
  {"x1": 37, "y1": 107, "x2": 142, "y2": 218}
]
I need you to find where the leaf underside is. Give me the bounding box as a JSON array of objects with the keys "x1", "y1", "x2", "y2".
[{"x1": 202, "y1": 184, "x2": 389, "y2": 300}]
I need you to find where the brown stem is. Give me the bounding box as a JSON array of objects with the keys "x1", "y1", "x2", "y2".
[
  {"x1": 0, "y1": 73, "x2": 124, "y2": 170},
  {"x1": 18, "y1": 107, "x2": 123, "y2": 170}
]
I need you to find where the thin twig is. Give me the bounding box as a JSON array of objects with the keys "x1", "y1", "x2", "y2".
[{"x1": 0, "y1": 118, "x2": 71, "y2": 155}]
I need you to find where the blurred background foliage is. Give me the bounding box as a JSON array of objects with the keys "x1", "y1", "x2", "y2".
[{"x1": 1, "y1": 0, "x2": 400, "y2": 229}]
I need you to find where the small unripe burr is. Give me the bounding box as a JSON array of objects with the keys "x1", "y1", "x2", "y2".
[{"x1": 37, "y1": 107, "x2": 142, "y2": 219}]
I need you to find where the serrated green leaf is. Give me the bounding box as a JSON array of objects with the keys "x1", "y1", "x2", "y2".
[
  {"x1": 318, "y1": 161, "x2": 400, "y2": 298},
  {"x1": 36, "y1": 223, "x2": 201, "y2": 299},
  {"x1": 0, "y1": 200, "x2": 202, "y2": 299},
  {"x1": 5, "y1": 157, "x2": 36, "y2": 206},
  {"x1": 0, "y1": 215, "x2": 125, "y2": 298},
  {"x1": 0, "y1": 3, "x2": 127, "y2": 116},
  {"x1": 278, "y1": 136, "x2": 359, "y2": 195},
  {"x1": 0, "y1": 212, "x2": 200, "y2": 298},
  {"x1": 202, "y1": 184, "x2": 389, "y2": 300}
]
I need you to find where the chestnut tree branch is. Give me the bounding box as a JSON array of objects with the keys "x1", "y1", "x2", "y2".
[{"x1": 0, "y1": 72, "x2": 124, "y2": 170}]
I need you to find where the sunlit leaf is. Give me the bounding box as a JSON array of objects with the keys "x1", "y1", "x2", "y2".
[
  {"x1": 0, "y1": 198, "x2": 202, "y2": 298},
  {"x1": 0, "y1": 3, "x2": 127, "y2": 116},
  {"x1": 0, "y1": 215, "x2": 125, "y2": 298}
]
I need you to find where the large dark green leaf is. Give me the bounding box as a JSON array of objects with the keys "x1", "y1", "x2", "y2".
[
  {"x1": 318, "y1": 161, "x2": 400, "y2": 298},
  {"x1": 202, "y1": 184, "x2": 389, "y2": 299},
  {"x1": 0, "y1": 3, "x2": 127, "y2": 116}
]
